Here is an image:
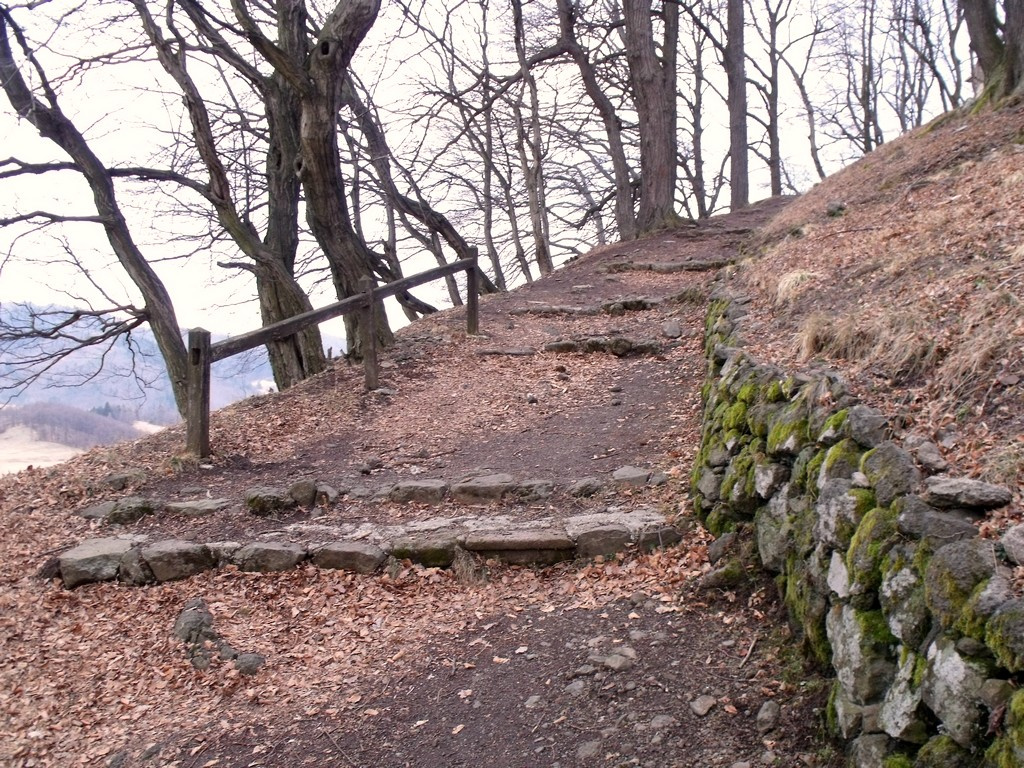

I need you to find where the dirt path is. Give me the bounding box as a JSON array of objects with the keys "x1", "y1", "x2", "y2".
[{"x1": 1, "y1": 198, "x2": 839, "y2": 767}]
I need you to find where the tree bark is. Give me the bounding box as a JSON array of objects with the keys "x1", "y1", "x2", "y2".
[
  {"x1": 621, "y1": 0, "x2": 679, "y2": 232},
  {"x1": 299, "y1": 0, "x2": 394, "y2": 354},
  {"x1": 725, "y1": 0, "x2": 749, "y2": 209}
]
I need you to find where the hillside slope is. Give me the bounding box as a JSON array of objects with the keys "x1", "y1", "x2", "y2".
[
  {"x1": 1, "y1": 101, "x2": 1021, "y2": 767},
  {"x1": 739, "y1": 103, "x2": 1023, "y2": 527}
]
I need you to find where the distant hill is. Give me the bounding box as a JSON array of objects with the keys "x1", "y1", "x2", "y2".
[
  {"x1": 0, "y1": 302, "x2": 346, "y2": 424},
  {"x1": 0, "y1": 402, "x2": 142, "y2": 449}
]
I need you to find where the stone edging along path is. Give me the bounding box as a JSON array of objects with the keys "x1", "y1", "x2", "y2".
[{"x1": 57, "y1": 467, "x2": 683, "y2": 590}]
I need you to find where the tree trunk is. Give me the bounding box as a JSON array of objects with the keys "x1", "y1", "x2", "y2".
[
  {"x1": 725, "y1": 0, "x2": 749, "y2": 210},
  {"x1": 556, "y1": 0, "x2": 638, "y2": 240},
  {"x1": 621, "y1": 0, "x2": 679, "y2": 233},
  {"x1": 512, "y1": 0, "x2": 554, "y2": 274},
  {"x1": 300, "y1": 0, "x2": 393, "y2": 355}
]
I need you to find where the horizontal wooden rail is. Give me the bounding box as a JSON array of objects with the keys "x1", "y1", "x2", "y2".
[{"x1": 186, "y1": 252, "x2": 481, "y2": 457}]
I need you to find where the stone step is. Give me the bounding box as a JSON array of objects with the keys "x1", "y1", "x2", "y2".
[{"x1": 54, "y1": 508, "x2": 684, "y2": 589}]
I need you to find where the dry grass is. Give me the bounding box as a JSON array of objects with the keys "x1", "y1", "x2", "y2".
[{"x1": 741, "y1": 100, "x2": 1024, "y2": 482}]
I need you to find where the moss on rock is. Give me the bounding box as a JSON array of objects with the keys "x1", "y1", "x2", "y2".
[
  {"x1": 848, "y1": 506, "x2": 901, "y2": 595},
  {"x1": 925, "y1": 539, "x2": 997, "y2": 632},
  {"x1": 985, "y1": 599, "x2": 1024, "y2": 673},
  {"x1": 723, "y1": 401, "x2": 748, "y2": 430},
  {"x1": 984, "y1": 689, "x2": 1024, "y2": 767},
  {"x1": 820, "y1": 438, "x2": 864, "y2": 484},
  {"x1": 914, "y1": 734, "x2": 978, "y2": 767},
  {"x1": 767, "y1": 399, "x2": 810, "y2": 456}
]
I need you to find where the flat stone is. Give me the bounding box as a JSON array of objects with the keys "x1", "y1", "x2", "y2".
[
  {"x1": 450, "y1": 474, "x2": 515, "y2": 503},
  {"x1": 512, "y1": 479, "x2": 555, "y2": 500},
  {"x1": 77, "y1": 501, "x2": 118, "y2": 520},
  {"x1": 650, "y1": 714, "x2": 676, "y2": 730},
  {"x1": 60, "y1": 538, "x2": 135, "y2": 588},
  {"x1": 244, "y1": 487, "x2": 296, "y2": 516},
  {"x1": 389, "y1": 479, "x2": 449, "y2": 504},
  {"x1": 463, "y1": 528, "x2": 573, "y2": 552},
  {"x1": 637, "y1": 524, "x2": 682, "y2": 551},
  {"x1": 106, "y1": 497, "x2": 158, "y2": 525},
  {"x1": 690, "y1": 695, "x2": 717, "y2": 716},
  {"x1": 312, "y1": 541, "x2": 386, "y2": 574},
  {"x1": 612, "y1": 466, "x2": 650, "y2": 487},
  {"x1": 575, "y1": 525, "x2": 632, "y2": 558},
  {"x1": 894, "y1": 495, "x2": 978, "y2": 546},
  {"x1": 576, "y1": 741, "x2": 601, "y2": 760},
  {"x1": 234, "y1": 541, "x2": 307, "y2": 572},
  {"x1": 389, "y1": 533, "x2": 459, "y2": 567},
  {"x1": 569, "y1": 477, "x2": 603, "y2": 497},
  {"x1": 103, "y1": 470, "x2": 147, "y2": 490},
  {"x1": 923, "y1": 476, "x2": 1012, "y2": 510},
  {"x1": 662, "y1": 319, "x2": 682, "y2": 339},
  {"x1": 142, "y1": 540, "x2": 215, "y2": 582},
  {"x1": 165, "y1": 498, "x2": 232, "y2": 517}
]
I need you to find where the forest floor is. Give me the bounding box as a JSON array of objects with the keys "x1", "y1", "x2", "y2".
[{"x1": 3, "y1": 100, "x2": 1023, "y2": 768}]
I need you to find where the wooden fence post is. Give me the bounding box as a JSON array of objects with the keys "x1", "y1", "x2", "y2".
[
  {"x1": 359, "y1": 276, "x2": 380, "y2": 391},
  {"x1": 186, "y1": 328, "x2": 212, "y2": 458},
  {"x1": 466, "y1": 247, "x2": 480, "y2": 335}
]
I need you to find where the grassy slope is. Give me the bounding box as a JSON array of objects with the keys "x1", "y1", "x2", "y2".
[{"x1": 737, "y1": 100, "x2": 1023, "y2": 519}]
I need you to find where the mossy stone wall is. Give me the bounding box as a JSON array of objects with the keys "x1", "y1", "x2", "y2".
[{"x1": 692, "y1": 290, "x2": 1020, "y2": 767}]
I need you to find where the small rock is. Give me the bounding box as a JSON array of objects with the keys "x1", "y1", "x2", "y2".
[
  {"x1": 234, "y1": 653, "x2": 266, "y2": 676},
  {"x1": 650, "y1": 714, "x2": 676, "y2": 730},
  {"x1": 569, "y1": 477, "x2": 604, "y2": 497},
  {"x1": 288, "y1": 479, "x2": 319, "y2": 507},
  {"x1": 359, "y1": 456, "x2": 384, "y2": 474},
  {"x1": 707, "y1": 532, "x2": 738, "y2": 564},
  {"x1": 564, "y1": 680, "x2": 587, "y2": 697},
  {"x1": 599, "y1": 654, "x2": 634, "y2": 672},
  {"x1": 165, "y1": 499, "x2": 231, "y2": 517},
  {"x1": 526, "y1": 393, "x2": 539, "y2": 404},
  {"x1": 576, "y1": 741, "x2": 602, "y2": 760},
  {"x1": 662, "y1": 319, "x2": 682, "y2": 339},
  {"x1": 756, "y1": 700, "x2": 781, "y2": 733},
  {"x1": 612, "y1": 466, "x2": 650, "y2": 487},
  {"x1": 914, "y1": 441, "x2": 948, "y2": 472},
  {"x1": 572, "y1": 664, "x2": 598, "y2": 677},
  {"x1": 690, "y1": 694, "x2": 717, "y2": 716},
  {"x1": 524, "y1": 695, "x2": 543, "y2": 709}
]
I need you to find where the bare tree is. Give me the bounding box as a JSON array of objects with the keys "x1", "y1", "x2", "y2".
[{"x1": 0, "y1": 5, "x2": 190, "y2": 413}]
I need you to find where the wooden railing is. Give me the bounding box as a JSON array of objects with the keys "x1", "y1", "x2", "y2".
[{"x1": 185, "y1": 253, "x2": 481, "y2": 457}]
